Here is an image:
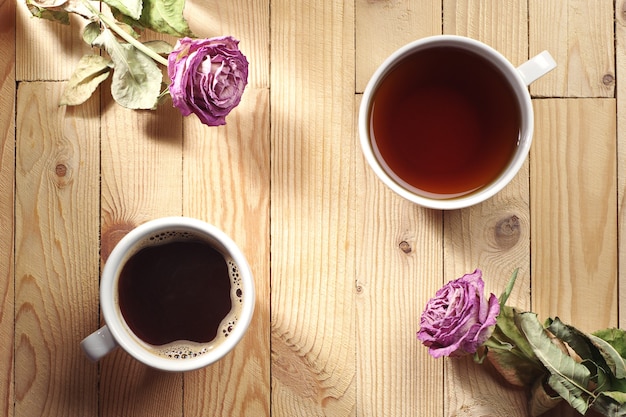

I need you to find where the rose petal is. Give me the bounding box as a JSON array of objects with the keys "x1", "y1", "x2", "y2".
[
  {"x1": 168, "y1": 36, "x2": 248, "y2": 126},
  {"x1": 417, "y1": 269, "x2": 500, "y2": 358}
]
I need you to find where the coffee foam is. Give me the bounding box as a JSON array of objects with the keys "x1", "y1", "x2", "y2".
[{"x1": 120, "y1": 230, "x2": 245, "y2": 360}]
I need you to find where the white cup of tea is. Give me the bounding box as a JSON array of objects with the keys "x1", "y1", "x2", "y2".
[
  {"x1": 359, "y1": 35, "x2": 556, "y2": 210},
  {"x1": 80, "y1": 217, "x2": 255, "y2": 372}
]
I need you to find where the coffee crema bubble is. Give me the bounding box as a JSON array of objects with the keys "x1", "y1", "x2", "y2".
[
  {"x1": 158, "y1": 344, "x2": 210, "y2": 359},
  {"x1": 118, "y1": 230, "x2": 245, "y2": 360}
]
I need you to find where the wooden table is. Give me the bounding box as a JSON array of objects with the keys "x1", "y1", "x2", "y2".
[{"x1": 1, "y1": 0, "x2": 620, "y2": 416}]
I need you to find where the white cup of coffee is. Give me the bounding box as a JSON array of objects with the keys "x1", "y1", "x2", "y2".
[
  {"x1": 359, "y1": 35, "x2": 556, "y2": 210},
  {"x1": 80, "y1": 217, "x2": 255, "y2": 372}
]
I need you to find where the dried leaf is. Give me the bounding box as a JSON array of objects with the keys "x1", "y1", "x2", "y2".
[
  {"x1": 529, "y1": 378, "x2": 562, "y2": 417},
  {"x1": 61, "y1": 54, "x2": 112, "y2": 106},
  {"x1": 487, "y1": 347, "x2": 545, "y2": 387},
  {"x1": 25, "y1": 0, "x2": 91, "y2": 22},
  {"x1": 483, "y1": 305, "x2": 546, "y2": 387},
  {"x1": 592, "y1": 328, "x2": 626, "y2": 379},
  {"x1": 82, "y1": 21, "x2": 101, "y2": 45},
  {"x1": 25, "y1": 0, "x2": 70, "y2": 24},
  {"x1": 517, "y1": 312, "x2": 593, "y2": 415},
  {"x1": 137, "y1": 0, "x2": 194, "y2": 37},
  {"x1": 93, "y1": 29, "x2": 162, "y2": 109},
  {"x1": 102, "y1": 0, "x2": 142, "y2": 20},
  {"x1": 591, "y1": 392, "x2": 626, "y2": 416},
  {"x1": 143, "y1": 40, "x2": 174, "y2": 56},
  {"x1": 494, "y1": 306, "x2": 538, "y2": 360},
  {"x1": 548, "y1": 318, "x2": 606, "y2": 368}
]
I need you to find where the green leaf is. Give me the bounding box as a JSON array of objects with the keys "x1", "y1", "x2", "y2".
[
  {"x1": 137, "y1": 0, "x2": 194, "y2": 37},
  {"x1": 499, "y1": 268, "x2": 519, "y2": 309},
  {"x1": 495, "y1": 306, "x2": 538, "y2": 360},
  {"x1": 594, "y1": 329, "x2": 626, "y2": 354},
  {"x1": 61, "y1": 54, "x2": 112, "y2": 106},
  {"x1": 93, "y1": 29, "x2": 162, "y2": 109},
  {"x1": 589, "y1": 333, "x2": 626, "y2": 379},
  {"x1": 102, "y1": 0, "x2": 142, "y2": 20},
  {"x1": 517, "y1": 312, "x2": 594, "y2": 414},
  {"x1": 594, "y1": 329, "x2": 626, "y2": 355}
]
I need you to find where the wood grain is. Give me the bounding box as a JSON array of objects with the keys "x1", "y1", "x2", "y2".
[
  {"x1": 6, "y1": 1, "x2": 624, "y2": 417},
  {"x1": 529, "y1": 0, "x2": 614, "y2": 97},
  {"x1": 15, "y1": 0, "x2": 92, "y2": 81},
  {"x1": 182, "y1": 89, "x2": 271, "y2": 416},
  {"x1": 353, "y1": 3, "x2": 445, "y2": 412},
  {"x1": 99, "y1": 96, "x2": 185, "y2": 417},
  {"x1": 355, "y1": 112, "x2": 444, "y2": 416},
  {"x1": 180, "y1": 1, "x2": 271, "y2": 413},
  {"x1": 0, "y1": 0, "x2": 15, "y2": 415},
  {"x1": 442, "y1": 2, "x2": 531, "y2": 415},
  {"x1": 15, "y1": 82, "x2": 100, "y2": 417},
  {"x1": 184, "y1": 0, "x2": 270, "y2": 88},
  {"x1": 444, "y1": 0, "x2": 528, "y2": 66},
  {"x1": 355, "y1": 0, "x2": 441, "y2": 93},
  {"x1": 618, "y1": 0, "x2": 626, "y2": 330},
  {"x1": 531, "y1": 99, "x2": 617, "y2": 332},
  {"x1": 271, "y1": 0, "x2": 357, "y2": 415},
  {"x1": 442, "y1": 0, "x2": 530, "y2": 305}
]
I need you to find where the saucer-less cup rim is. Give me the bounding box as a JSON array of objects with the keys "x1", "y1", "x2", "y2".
[
  {"x1": 359, "y1": 35, "x2": 539, "y2": 210},
  {"x1": 83, "y1": 216, "x2": 255, "y2": 372}
]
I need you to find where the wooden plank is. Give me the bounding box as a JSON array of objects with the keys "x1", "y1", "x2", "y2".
[
  {"x1": 181, "y1": 89, "x2": 271, "y2": 416},
  {"x1": 444, "y1": 0, "x2": 527, "y2": 66},
  {"x1": 354, "y1": 2, "x2": 444, "y2": 412},
  {"x1": 442, "y1": 1, "x2": 531, "y2": 416},
  {"x1": 15, "y1": 82, "x2": 99, "y2": 417},
  {"x1": 355, "y1": 0, "x2": 441, "y2": 93},
  {"x1": 180, "y1": 0, "x2": 270, "y2": 411},
  {"x1": 354, "y1": 108, "x2": 444, "y2": 416},
  {"x1": 270, "y1": 0, "x2": 356, "y2": 415},
  {"x1": 531, "y1": 98, "x2": 616, "y2": 417},
  {"x1": 183, "y1": 0, "x2": 269, "y2": 88},
  {"x1": 0, "y1": 1, "x2": 15, "y2": 416},
  {"x1": 15, "y1": 0, "x2": 92, "y2": 81},
  {"x1": 529, "y1": 0, "x2": 614, "y2": 98},
  {"x1": 99, "y1": 97, "x2": 184, "y2": 417},
  {"x1": 618, "y1": 0, "x2": 626, "y2": 330},
  {"x1": 531, "y1": 99, "x2": 617, "y2": 331}
]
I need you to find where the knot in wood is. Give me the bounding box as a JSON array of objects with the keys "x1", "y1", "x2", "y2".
[
  {"x1": 55, "y1": 164, "x2": 67, "y2": 177},
  {"x1": 602, "y1": 73, "x2": 615, "y2": 86},
  {"x1": 398, "y1": 240, "x2": 412, "y2": 254},
  {"x1": 494, "y1": 215, "x2": 521, "y2": 250}
]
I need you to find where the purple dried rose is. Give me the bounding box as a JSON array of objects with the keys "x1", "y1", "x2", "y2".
[
  {"x1": 417, "y1": 269, "x2": 500, "y2": 358},
  {"x1": 168, "y1": 36, "x2": 249, "y2": 126}
]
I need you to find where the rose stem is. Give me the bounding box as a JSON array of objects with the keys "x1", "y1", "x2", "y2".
[{"x1": 80, "y1": 0, "x2": 169, "y2": 67}]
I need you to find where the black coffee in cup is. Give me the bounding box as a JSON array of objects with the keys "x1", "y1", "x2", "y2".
[{"x1": 117, "y1": 232, "x2": 243, "y2": 359}]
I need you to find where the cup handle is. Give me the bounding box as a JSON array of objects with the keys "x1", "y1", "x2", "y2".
[
  {"x1": 80, "y1": 325, "x2": 118, "y2": 362},
  {"x1": 516, "y1": 51, "x2": 557, "y2": 86}
]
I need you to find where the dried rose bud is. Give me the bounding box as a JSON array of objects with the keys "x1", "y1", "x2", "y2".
[
  {"x1": 168, "y1": 36, "x2": 249, "y2": 126},
  {"x1": 417, "y1": 269, "x2": 500, "y2": 358}
]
